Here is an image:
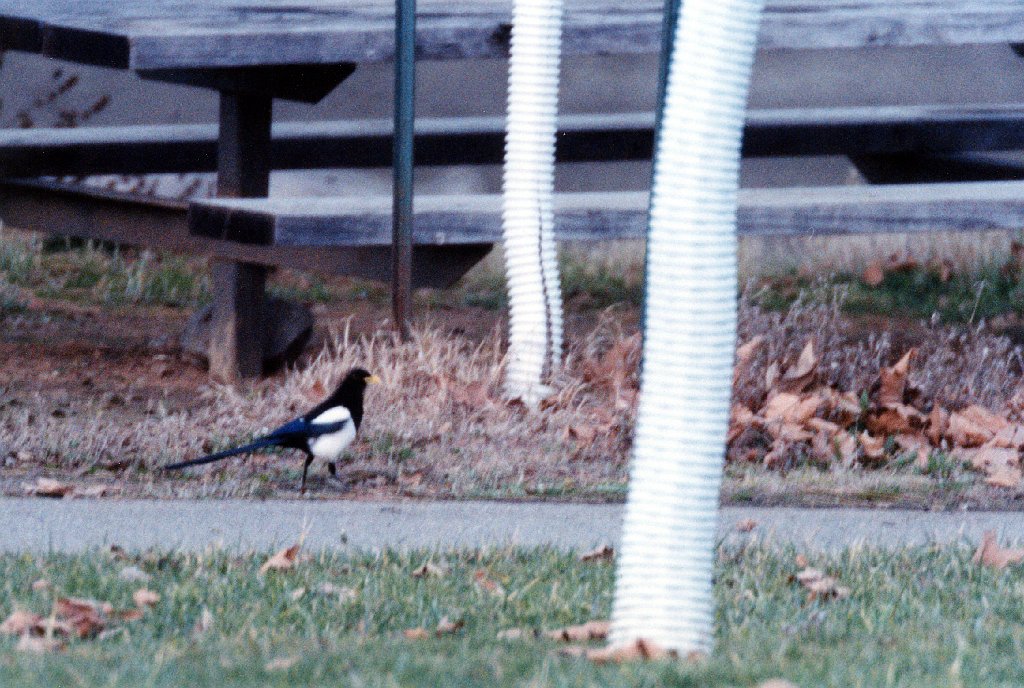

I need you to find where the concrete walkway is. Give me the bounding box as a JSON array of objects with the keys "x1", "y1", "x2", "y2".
[{"x1": 4, "y1": 498, "x2": 1024, "y2": 553}]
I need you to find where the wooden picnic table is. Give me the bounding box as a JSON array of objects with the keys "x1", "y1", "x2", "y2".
[{"x1": 2, "y1": 0, "x2": 1024, "y2": 380}]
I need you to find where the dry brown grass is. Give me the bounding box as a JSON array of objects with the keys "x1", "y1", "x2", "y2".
[{"x1": 5, "y1": 283, "x2": 1024, "y2": 503}]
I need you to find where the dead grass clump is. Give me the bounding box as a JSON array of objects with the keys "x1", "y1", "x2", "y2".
[{"x1": 735, "y1": 288, "x2": 1024, "y2": 412}]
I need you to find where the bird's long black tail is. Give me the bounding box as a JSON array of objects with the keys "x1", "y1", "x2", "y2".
[{"x1": 164, "y1": 438, "x2": 279, "y2": 471}]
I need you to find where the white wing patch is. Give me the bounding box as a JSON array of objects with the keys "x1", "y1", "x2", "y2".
[
  {"x1": 308, "y1": 405, "x2": 356, "y2": 460},
  {"x1": 311, "y1": 406, "x2": 352, "y2": 425}
]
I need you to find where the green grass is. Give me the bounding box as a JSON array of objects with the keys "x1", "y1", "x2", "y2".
[
  {"x1": 755, "y1": 262, "x2": 1024, "y2": 323},
  {"x1": 4, "y1": 544, "x2": 1024, "y2": 686}
]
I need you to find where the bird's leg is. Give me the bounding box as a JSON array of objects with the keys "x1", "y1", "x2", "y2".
[
  {"x1": 328, "y1": 462, "x2": 337, "y2": 478},
  {"x1": 300, "y1": 455, "x2": 313, "y2": 495}
]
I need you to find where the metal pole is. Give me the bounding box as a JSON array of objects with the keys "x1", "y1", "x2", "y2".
[
  {"x1": 640, "y1": 0, "x2": 683, "y2": 342},
  {"x1": 392, "y1": 0, "x2": 416, "y2": 341}
]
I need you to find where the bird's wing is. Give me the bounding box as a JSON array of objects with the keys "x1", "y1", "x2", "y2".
[
  {"x1": 269, "y1": 413, "x2": 349, "y2": 440},
  {"x1": 304, "y1": 406, "x2": 353, "y2": 436}
]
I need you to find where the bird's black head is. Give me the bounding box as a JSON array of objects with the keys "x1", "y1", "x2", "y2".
[{"x1": 325, "y1": 368, "x2": 379, "y2": 429}]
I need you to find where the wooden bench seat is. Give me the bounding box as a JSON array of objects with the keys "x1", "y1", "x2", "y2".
[
  {"x1": 8, "y1": 104, "x2": 1024, "y2": 177},
  {"x1": 189, "y1": 180, "x2": 1024, "y2": 248}
]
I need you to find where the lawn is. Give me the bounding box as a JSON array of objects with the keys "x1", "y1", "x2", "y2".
[{"x1": 2, "y1": 542, "x2": 1024, "y2": 687}]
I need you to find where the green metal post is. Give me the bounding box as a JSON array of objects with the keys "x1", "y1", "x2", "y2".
[{"x1": 393, "y1": 0, "x2": 416, "y2": 341}]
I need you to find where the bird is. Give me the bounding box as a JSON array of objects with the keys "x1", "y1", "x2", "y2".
[{"x1": 165, "y1": 368, "x2": 379, "y2": 494}]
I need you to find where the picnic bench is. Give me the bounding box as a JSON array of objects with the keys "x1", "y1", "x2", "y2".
[{"x1": 3, "y1": 0, "x2": 1024, "y2": 380}]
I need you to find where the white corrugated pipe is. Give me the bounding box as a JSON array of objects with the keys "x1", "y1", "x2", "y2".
[
  {"x1": 500, "y1": 0, "x2": 564, "y2": 406},
  {"x1": 609, "y1": 0, "x2": 766, "y2": 654}
]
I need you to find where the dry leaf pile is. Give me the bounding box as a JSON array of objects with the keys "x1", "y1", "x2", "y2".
[
  {"x1": 0, "y1": 592, "x2": 156, "y2": 652},
  {"x1": 728, "y1": 336, "x2": 1024, "y2": 488}
]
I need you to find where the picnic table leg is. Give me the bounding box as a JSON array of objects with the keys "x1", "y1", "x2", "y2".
[{"x1": 208, "y1": 91, "x2": 272, "y2": 382}]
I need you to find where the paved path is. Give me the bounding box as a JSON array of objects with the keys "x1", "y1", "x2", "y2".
[{"x1": 4, "y1": 498, "x2": 1024, "y2": 553}]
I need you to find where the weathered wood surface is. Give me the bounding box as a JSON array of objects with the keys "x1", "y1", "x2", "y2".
[
  {"x1": 9, "y1": 103, "x2": 1024, "y2": 177},
  {"x1": 190, "y1": 181, "x2": 1024, "y2": 247},
  {"x1": 0, "y1": 178, "x2": 489, "y2": 288},
  {"x1": 0, "y1": 1, "x2": 1021, "y2": 70}
]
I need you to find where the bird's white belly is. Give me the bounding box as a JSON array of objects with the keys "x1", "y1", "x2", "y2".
[{"x1": 308, "y1": 422, "x2": 357, "y2": 460}]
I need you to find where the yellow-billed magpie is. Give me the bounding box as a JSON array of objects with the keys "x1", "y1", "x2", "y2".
[{"x1": 165, "y1": 368, "x2": 379, "y2": 493}]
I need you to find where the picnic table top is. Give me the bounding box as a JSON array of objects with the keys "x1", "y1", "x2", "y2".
[{"x1": 0, "y1": 1, "x2": 1021, "y2": 71}]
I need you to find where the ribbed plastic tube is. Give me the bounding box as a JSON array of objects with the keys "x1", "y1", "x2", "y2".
[
  {"x1": 609, "y1": 0, "x2": 766, "y2": 654},
  {"x1": 500, "y1": 0, "x2": 564, "y2": 406}
]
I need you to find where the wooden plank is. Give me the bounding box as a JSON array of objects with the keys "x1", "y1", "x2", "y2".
[
  {"x1": 189, "y1": 181, "x2": 1024, "y2": 246},
  {"x1": 1, "y1": 1, "x2": 1022, "y2": 71},
  {"x1": 9, "y1": 103, "x2": 1024, "y2": 177},
  {"x1": 0, "y1": 178, "x2": 490, "y2": 288}
]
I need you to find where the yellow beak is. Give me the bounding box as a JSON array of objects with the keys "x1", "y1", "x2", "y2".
[{"x1": 365, "y1": 374, "x2": 382, "y2": 384}]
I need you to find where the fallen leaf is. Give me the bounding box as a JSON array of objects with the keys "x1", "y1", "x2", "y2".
[
  {"x1": 990, "y1": 424, "x2": 1024, "y2": 449},
  {"x1": 795, "y1": 568, "x2": 850, "y2": 601},
  {"x1": 736, "y1": 518, "x2": 758, "y2": 533},
  {"x1": 734, "y1": 336, "x2": 765, "y2": 384},
  {"x1": 858, "y1": 432, "x2": 886, "y2": 464},
  {"x1": 762, "y1": 393, "x2": 820, "y2": 426},
  {"x1": 877, "y1": 350, "x2": 915, "y2": 406},
  {"x1": 565, "y1": 424, "x2": 598, "y2": 447},
  {"x1": 403, "y1": 627, "x2": 431, "y2": 640},
  {"x1": 794, "y1": 554, "x2": 809, "y2": 568},
  {"x1": 579, "y1": 544, "x2": 615, "y2": 562},
  {"x1": 862, "y1": 261, "x2": 885, "y2": 286},
  {"x1": 259, "y1": 544, "x2": 301, "y2": 574},
  {"x1": 54, "y1": 597, "x2": 109, "y2": 638},
  {"x1": 961, "y1": 404, "x2": 1010, "y2": 435},
  {"x1": 957, "y1": 444, "x2": 1023, "y2": 487},
  {"x1": 779, "y1": 340, "x2": 817, "y2": 393},
  {"x1": 867, "y1": 404, "x2": 926, "y2": 436},
  {"x1": 948, "y1": 410, "x2": 999, "y2": 447},
  {"x1": 31, "y1": 580, "x2": 50, "y2": 592},
  {"x1": 827, "y1": 390, "x2": 863, "y2": 427},
  {"x1": 132, "y1": 589, "x2": 160, "y2": 608},
  {"x1": 757, "y1": 681, "x2": 799, "y2": 688},
  {"x1": 0, "y1": 610, "x2": 42, "y2": 636},
  {"x1": 115, "y1": 608, "x2": 144, "y2": 622},
  {"x1": 435, "y1": 616, "x2": 465, "y2": 636},
  {"x1": 26, "y1": 478, "x2": 74, "y2": 498},
  {"x1": 265, "y1": 656, "x2": 299, "y2": 672},
  {"x1": 289, "y1": 587, "x2": 307, "y2": 602},
  {"x1": 546, "y1": 620, "x2": 610, "y2": 642},
  {"x1": 411, "y1": 562, "x2": 445, "y2": 579},
  {"x1": 764, "y1": 361, "x2": 781, "y2": 390},
  {"x1": 763, "y1": 437, "x2": 796, "y2": 469},
  {"x1": 585, "y1": 637, "x2": 676, "y2": 663},
  {"x1": 973, "y1": 530, "x2": 1024, "y2": 569},
  {"x1": 928, "y1": 405, "x2": 949, "y2": 446}
]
